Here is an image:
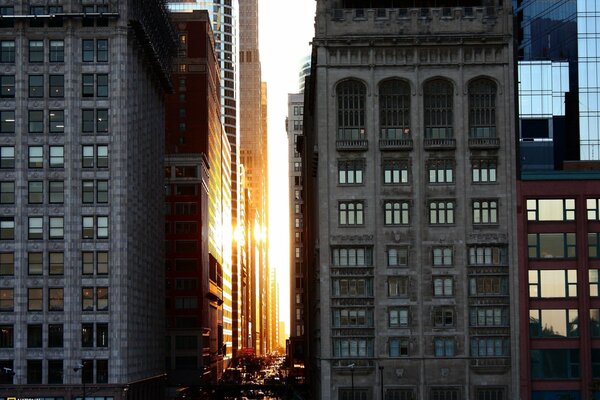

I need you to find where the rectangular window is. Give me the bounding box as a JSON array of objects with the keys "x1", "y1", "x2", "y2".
[
  {"x1": 528, "y1": 269, "x2": 580, "y2": 298},
  {"x1": 47, "y1": 360, "x2": 63, "y2": 384},
  {"x1": 530, "y1": 349, "x2": 580, "y2": 379},
  {"x1": 97, "y1": 145, "x2": 108, "y2": 167},
  {"x1": 82, "y1": 252, "x2": 94, "y2": 275},
  {"x1": 389, "y1": 338, "x2": 409, "y2": 357},
  {"x1": 49, "y1": 110, "x2": 64, "y2": 133},
  {"x1": 0, "y1": 41, "x2": 15, "y2": 63},
  {"x1": 588, "y1": 198, "x2": 600, "y2": 220},
  {"x1": 97, "y1": 323, "x2": 108, "y2": 347},
  {"x1": 389, "y1": 308, "x2": 409, "y2": 327},
  {"x1": 332, "y1": 308, "x2": 373, "y2": 327},
  {"x1": 97, "y1": 74, "x2": 109, "y2": 97},
  {"x1": 82, "y1": 287, "x2": 94, "y2": 311},
  {"x1": 97, "y1": 39, "x2": 108, "y2": 62},
  {"x1": 472, "y1": 159, "x2": 497, "y2": 183},
  {"x1": 97, "y1": 216, "x2": 108, "y2": 238},
  {"x1": 49, "y1": 75, "x2": 64, "y2": 97},
  {"x1": 82, "y1": 74, "x2": 95, "y2": 97},
  {"x1": 82, "y1": 39, "x2": 94, "y2": 62},
  {"x1": 387, "y1": 247, "x2": 408, "y2": 267},
  {"x1": 82, "y1": 109, "x2": 95, "y2": 132},
  {"x1": 332, "y1": 278, "x2": 373, "y2": 297},
  {"x1": 433, "y1": 277, "x2": 453, "y2": 296},
  {"x1": 384, "y1": 201, "x2": 409, "y2": 225},
  {"x1": 527, "y1": 199, "x2": 575, "y2": 221},
  {"x1": 388, "y1": 276, "x2": 409, "y2": 297},
  {"x1": 528, "y1": 233, "x2": 576, "y2": 258},
  {"x1": 429, "y1": 201, "x2": 455, "y2": 224},
  {"x1": 470, "y1": 337, "x2": 509, "y2": 357},
  {"x1": 0, "y1": 110, "x2": 14, "y2": 133},
  {"x1": 0, "y1": 75, "x2": 14, "y2": 98},
  {"x1": 434, "y1": 307, "x2": 455, "y2": 328},
  {"x1": 96, "y1": 287, "x2": 108, "y2": 311},
  {"x1": 82, "y1": 145, "x2": 94, "y2": 167},
  {"x1": 332, "y1": 338, "x2": 374, "y2": 357},
  {"x1": 49, "y1": 217, "x2": 63, "y2": 239},
  {"x1": 0, "y1": 288, "x2": 12, "y2": 311},
  {"x1": 332, "y1": 247, "x2": 372, "y2": 266},
  {"x1": 82, "y1": 216, "x2": 94, "y2": 239},
  {"x1": 48, "y1": 6, "x2": 63, "y2": 28},
  {"x1": 592, "y1": 270, "x2": 600, "y2": 297},
  {"x1": 49, "y1": 146, "x2": 64, "y2": 168},
  {"x1": 97, "y1": 251, "x2": 109, "y2": 275},
  {"x1": 386, "y1": 389, "x2": 415, "y2": 400},
  {"x1": 0, "y1": 7, "x2": 14, "y2": 29},
  {"x1": 0, "y1": 217, "x2": 13, "y2": 239},
  {"x1": 473, "y1": 200, "x2": 498, "y2": 224},
  {"x1": 469, "y1": 307, "x2": 509, "y2": 327},
  {"x1": 96, "y1": 109, "x2": 108, "y2": 132},
  {"x1": 469, "y1": 276, "x2": 509, "y2": 296},
  {"x1": 432, "y1": 247, "x2": 453, "y2": 266},
  {"x1": 97, "y1": 359, "x2": 108, "y2": 383},
  {"x1": 27, "y1": 324, "x2": 42, "y2": 348},
  {"x1": 49, "y1": 40, "x2": 64, "y2": 62},
  {"x1": 28, "y1": 217, "x2": 43, "y2": 239},
  {"x1": 48, "y1": 288, "x2": 63, "y2": 311},
  {"x1": 28, "y1": 288, "x2": 43, "y2": 311},
  {"x1": 0, "y1": 147, "x2": 13, "y2": 168},
  {"x1": 338, "y1": 159, "x2": 364, "y2": 184},
  {"x1": 27, "y1": 360, "x2": 42, "y2": 384},
  {"x1": 30, "y1": 6, "x2": 45, "y2": 27},
  {"x1": 428, "y1": 159, "x2": 454, "y2": 183},
  {"x1": 28, "y1": 252, "x2": 42, "y2": 275},
  {"x1": 82, "y1": 323, "x2": 93, "y2": 347},
  {"x1": 433, "y1": 338, "x2": 454, "y2": 357},
  {"x1": 383, "y1": 159, "x2": 409, "y2": 184},
  {"x1": 0, "y1": 252, "x2": 13, "y2": 275},
  {"x1": 49, "y1": 252, "x2": 64, "y2": 275},
  {"x1": 82, "y1": 180, "x2": 94, "y2": 203},
  {"x1": 339, "y1": 201, "x2": 364, "y2": 225},
  {"x1": 591, "y1": 309, "x2": 600, "y2": 337},
  {"x1": 29, "y1": 40, "x2": 44, "y2": 63},
  {"x1": 529, "y1": 309, "x2": 578, "y2": 338},
  {"x1": 0, "y1": 181, "x2": 13, "y2": 204},
  {"x1": 29, "y1": 75, "x2": 43, "y2": 98},
  {"x1": 29, "y1": 111, "x2": 43, "y2": 133},
  {"x1": 468, "y1": 246, "x2": 507, "y2": 266}
]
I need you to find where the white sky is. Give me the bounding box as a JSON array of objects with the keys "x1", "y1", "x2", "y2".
[{"x1": 259, "y1": 0, "x2": 315, "y2": 337}]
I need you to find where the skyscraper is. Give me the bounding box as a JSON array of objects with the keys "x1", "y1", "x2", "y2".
[
  {"x1": 0, "y1": 1, "x2": 176, "y2": 399},
  {"x1": 304, "y1": 1, "x2": 518, "y2": 399}
]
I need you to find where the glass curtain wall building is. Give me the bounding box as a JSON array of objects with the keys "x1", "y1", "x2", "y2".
[{"x1": 515, "y1": 0, "x2": 600, "y2": 167}]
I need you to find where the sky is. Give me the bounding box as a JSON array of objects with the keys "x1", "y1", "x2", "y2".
[{"x1": 259, "y1": 0, "x2": 316, "y2": 336}]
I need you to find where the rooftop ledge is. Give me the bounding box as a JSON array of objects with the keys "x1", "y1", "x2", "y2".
[{"x1": 331, "y1": 6, "x2": 501, "y2": 22}]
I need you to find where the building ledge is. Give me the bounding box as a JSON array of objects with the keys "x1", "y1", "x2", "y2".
[
  {"x1": 336, "y1": 139, "x2": 368, "y2": 151},
  {"x1": 469, "y1": 137, "x2": 500, "y2": 149},
  {"x1": 379, "y1": 138, "x2": 413, "y2": 151},
  {"x1": 424, "y1": 138, "x2": 456, "y2": 150}
]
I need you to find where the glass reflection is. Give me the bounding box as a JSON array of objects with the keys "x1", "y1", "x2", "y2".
[{"x1": 530, "y1": 309, "x2": 578, "y2": 338}]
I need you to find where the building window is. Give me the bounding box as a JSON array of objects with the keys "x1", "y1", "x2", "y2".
[
  {"x1": 82, "y1": 217, "x2": 94, "y2": 238},
  {"x1": 82, "y1": 252, "x2": 94, "y2": 275},
  {"x1": 592, "y1": 270, "x2": 600, "y2": 296},
  {"x1": 469, "y1": 276, "x2": 508, "y2": 296},
  {"x1": 97, "y1": 323, "x2": 108, "y2": 347},
  {"x1": 27, "y1": 324, "x2": 42, "y2": 348},
  {"x1": 433, "y1": 338, "x2": 455, "y2": 357},
  {"x1": 424, "y1": 79, "x2": 453, "y2": 139},
  {"x1": 433, "y1": 277, "x2": 453, "y2": 297},
  {"x1": 29, "y1": 111, "x2": 43, "y2": 133},
  {"x1": 97, "y1": 359, "x2": 108, "y2": 383},
  {"x1": 28, "y1": 288, "x2": 43, "y2": 311},
  {"x1": 49, "y1": 252, "x2": 64, "y2": 275},
  {"x1": 0, "y1": 217, "x2": 13, "y2": 239},
  {"x1": 472, "y1": 159, "x2": 497, "y2": 183},
  {"x1": 429, "y1": 201, "x2": 455, "y2": 224},
  {"x1": 49, "y1": 146, "x2": 64, "y2": 168},
  {"x1": 469, "y1": 307, "x2": 509, "y2": 327},
  {"x1": 0, "y1": 252, "x2": 13, "y2": 275},
  {"x1": 591, "y1": 309, "x2": 600, "y2": 337},
  {"x1": 530, "y1": 349, "x2": 579, "y2": 379},
  {"x1": 333, "y1": 338, "x2": 374, "y2": 357},
  {"x1": 527, "y1": 199, "x2": 575, "y2": 221},
  {"x1": 428, "y1": 159, "x2": 454, "y2": 183},
  {"x1": 49, "y1": 40, "x2": 64, "y2": 62},
  {"x1": 468, "y1": 246, "x2": 507, "y2": 266},
  {"x1": 379, "y1": 79, "x2": 410, "y2": 139},
  {"x1": 472, "y1": 200, "x2": 498, "y2": 224},
  {"x1": 82, "y1": 180, "x2": 94, "y2": 203},
  {"x1": 471, "y1": 337, "x2": 509, "y2": 357},
  {"x1": 0, "y1": 110, "x2": 14, "y2": 133},
  {"x1": 434, "y1": 307, "x2": 455, "y2": 328},
  {"x1": 0, "y1": 288, "x2": 13, "y2": 311},
  {"x1": 0, "y1": 75, "x2": 14, "y2": 97},
  {"x1": 332, "y1": 278, "x2": 373, "y2": 297},
  {"x1": 28, "y1": 217, "x2": 43, "y2": 239},
  {"x1": 588, "y1": 198, "x2": 600, "y2": 220},
  {"x1": 332, "y1": 308, "x2": 373, "y2": 327},
  {"x1": 0, "y1": 41, "x2": 15, "y2": 63},
  {"x1": 97, "y1": 216, "x2": 108, "y2": 238},
  {"x1": 29, "y1": 40, "x2": 44, "y2": 63},
  {"x1": 386, "y1": 389, "x2": 415, "y2": 400},
  {"x1": 28, "y1": 252, "x2": 42, "y2": 275},
  {"x1": 82, "y1": 287, "x2": 94, "y2": 311},
  {"x1": 82, "y1": 74, "x2": 94, "y2": 97},
  {"x1": 387, "y1": 247, "x2": 408, "y2": 267},
  {"x1": 48, "y1": 288, "x2": 64, "y2": 311},
  {"x1": 339, "y1": 201, "x2": 364, "y2": 225},
  {"x1": 49, "y1": 217, "x2": 63, "y2": 239},
  {"x1": 527, "y1": 233, "x2": 576, "y2": 258},
  {"x1": 81, "y1": 323, "x2": 93, "y2": 347},
  {"x1": 384, "y1": 201, "x2": 409, "y2": 225},
  {"x1": 97, "y1": 39, "x2": 108, "y2": 62},
  {"x1": 49, "y1": 110, "x2": 64, "y2": 133},
  {"x1": 338, "y1": 159, "x2": 364, "y2": 184},
  {"x1": 389, "y1": 337, "x2": 409, "y2": 357},
  {"x1": 27, "y1": 360, "x2": 42, "y2": 384},
  {"x1": 49, "y1": 75, "x2": 64, "y2": 97},
  {"x1": 97, "y1": 287, "x2": 108, "y2": 311},
  {"x1": 388, "y1": 276, "x2": 409, "y2": 297},
  {"x1": 337, "y1": 79, "x2": 366, "y2": 140},
  {"x1": 29, "y1": 75, "x2": 43, "y2": 98},
  {"x1": 0, "y1": 181, "x2": 13, "y2": 204},
  {"x1": 469, "y1": 78, "x2": 497, "y2": 138},
  {"x1": 383, "y1": 159, "x2": 409, "y2": 184},
  {"x1": 339, "y1": 389, "x2": 371, "y2": 400},
  {"x1": 432, "y1": 247, "x2": 453, "y2": 266},
  {"x1": 530, "y1": 269, "x2": 577, "y2": 298},
  {"x1": 0, "y1": 147, "x2": 13, "y2": 168},
  {"x1": 332, "y1": 247, "x2": 372, "y2": 266},
  {"x1": 28, "y1": 146, "x2": 43, "y2": 167},
  {"x1": 83, "y1": 39, "x2": 108, "y2": 62},
  {"x1": 529, "y1": 309, "x2": 578, "y2": 338},
  {"x1": 475, "y1": 388, "x2": 505, "y2": 400},
  {"x1": 0, "y1": 7, "x2": 14, "y2": 29},
  {"x1": 389, "y1": 308, "x2": 409, "y2": 327},
  {"x1": 47, "y1": 360, "x2": 63, "y2": 384}
]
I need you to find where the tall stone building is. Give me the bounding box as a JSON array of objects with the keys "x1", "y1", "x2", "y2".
[
  {"x1": 305, "y1": 1, "x2": 518, "y2": 399},
  {"x1": 0, "y1": 1, "x2": 175, "y2": 399}
]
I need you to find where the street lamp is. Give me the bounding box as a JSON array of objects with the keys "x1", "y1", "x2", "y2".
[
  {"x1": 73, "y1": 362, "x2": 86, "y2": 400},
  {"x1": 378, "y1": 366, "x2": 384, "y2": 400},
  {"x1": 348, "y1": 363, "x2": 355, "y2": 399}
]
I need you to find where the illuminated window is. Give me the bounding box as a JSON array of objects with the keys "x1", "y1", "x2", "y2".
[
  {"x1": 527, "y1": 199, "x2": 575, "y2": 221},
  {"x1": 339, "y1": 201, "x2": 364, "y2": 225},
  {"x1": 528, "y1": 233, "x2": 576, "y2": 258},
  {"x1": 529, "y1": 309, "x2": 578, "y2": 338},
  {"x1": 530, "y1": 269, "x2": 577, "y2": 298}
]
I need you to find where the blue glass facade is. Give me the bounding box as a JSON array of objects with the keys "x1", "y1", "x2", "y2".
[{"x1": 515, "y1": 0, "x2": 600, "y2": 166}]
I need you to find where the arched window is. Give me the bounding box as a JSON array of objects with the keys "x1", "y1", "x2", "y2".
[
  {"x1": 469, "y1": 78, "x2": 497, "y2": 138},
  {"x1": 424, "y1": 79, "x2": 453, "y2": 139},
  {"x1": 337, "y1": 80, "x2": 366, "y2": 140},
  {"x1": 379, "y1": 79, "x2": 410, "y2": 140}
]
